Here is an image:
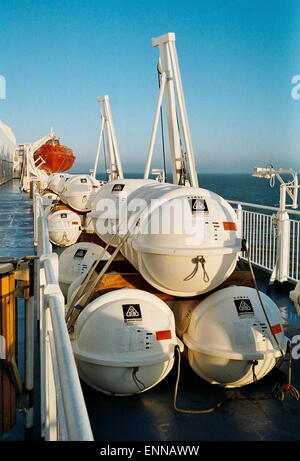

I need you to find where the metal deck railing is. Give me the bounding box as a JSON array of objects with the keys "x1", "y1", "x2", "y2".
[
  {"x1": 33, "y1": 186, "x2": 93, "y2": 441},
  {"x1": 229, "y1": 200, "x2": 300, "y2": 283}
]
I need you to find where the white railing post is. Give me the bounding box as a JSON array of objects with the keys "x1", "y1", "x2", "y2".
[
  {"x1": 236, "y1": 204, "x2": 243, "y2": 239},
  {"x1": 39, "y1": 270, "x2": 46, "y2": 439},
  {"x1": 24, "y1": 288, "x2": 35, "y2": 432},
  {"x1": 276, "y1": 184, "x2": 290, "y2": 282}
]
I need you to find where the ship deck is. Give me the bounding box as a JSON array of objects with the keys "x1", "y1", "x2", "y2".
[
  {"x1": 0, "y1": 180, "x2": 300, "y2": 442},
  {"x1": 0, "y1": 180, "x2": 36, "y2": 441}
]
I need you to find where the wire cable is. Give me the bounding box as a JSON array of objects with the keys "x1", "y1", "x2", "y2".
[
  {"x1": 132, "y1": 367, "x2": 146, "y2": 392},
  {"x1": 157, "y1": 67, "x2": 167, "y2": 182},
  {"x1": 242, "y1": 239, "x2": 285, "y2": 360},
  {"x1": 103, "y1": 131, "x2": 109, "y2": 182}
]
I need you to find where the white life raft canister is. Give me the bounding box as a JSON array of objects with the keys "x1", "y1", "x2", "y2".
[
  {"x1": 47, "y1": 204, "x2": 82, "y2": 247},
  {"x1": 60, "y1": 174, "x2": 101, "y2": 212},
  {"x1": 182, "y1": 286, "x2": 288, "y2": 387},
  {"x1": 89, "y1": 179, "x2": 156, "y2": 246},
  {"x1": 72, "y1": 288, "x2": 183, "y2": 395},
  {"x1": 58, "y1": 242, "x2": 111, "y2": 297},
  {"x1": 47, "y1": 173, "x2": 71, "y2": 195},
  {"x1": 42, "y1": 189, "x2": 59, "y2": 207},
  {"x1": 91, "y1": 180, "x2": 241, "y2": 296}
]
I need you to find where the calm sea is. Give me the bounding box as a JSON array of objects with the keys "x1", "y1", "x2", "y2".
[{"x1": 93, "y1": 172, "x2": 285, "y2": 209}]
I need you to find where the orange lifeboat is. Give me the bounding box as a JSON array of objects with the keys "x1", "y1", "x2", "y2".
[{"x1": 34, "y1": 139, "x2": 75, "y2": 173}]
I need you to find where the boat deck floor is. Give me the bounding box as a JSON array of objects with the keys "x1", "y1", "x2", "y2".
[
  {"x1": 0, "y1": 180, "x2": 35, "y2": 259},
  {"x1": 0, "y1": 180, "x2": 36, "y2": 441},
  {"x1": 0, "y1": 179, "x2": 300, "y2": 442}
]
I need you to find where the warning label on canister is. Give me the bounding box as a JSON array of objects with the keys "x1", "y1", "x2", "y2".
[
  {"x1": 74, "y1": 249, "x2": 87, "y2": 259},
  {"x1": 189, "y1": 198, "x2": 209, "y2": 213},
  {"x1": 122, "y1": 304, "x2": 142, "y2": 324},
  {"x1": 234, "y1": 298, "x2": 255, "y2": 317},
  {"x1": 112, "y1": 184, "x2": 125, "y2": 193}
]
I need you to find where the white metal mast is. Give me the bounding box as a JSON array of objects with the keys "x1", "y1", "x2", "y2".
[
  {"x1": 144, "y1": 32, "x2": 199, "y2": 187},
  {"x1": 92, "y1": 95, "x2": 124, "y2": 181}
]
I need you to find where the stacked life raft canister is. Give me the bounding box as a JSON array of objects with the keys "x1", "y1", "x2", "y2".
[
  {"x1": 45, "y1": 173, "x2": 101, "y2": 247},
  {"x1": 89, "y1": 179, "x2": 241, "y2": 296},
  {"x1": 43, "y1": 173, "x2": 288, "y2": 393},
  {"x1": 82, "y1": 178, "x2": 287, "y2": 390}
]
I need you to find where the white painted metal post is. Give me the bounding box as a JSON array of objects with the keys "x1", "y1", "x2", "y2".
[
  {"x1": 96, "y1": 96, "x2": 123, "y2": 181},
  {"x1": 24, "y1": 259, "x2": 36, "y2": 433},
  {"x1": 39, "y1": 271, "x2": 46, "y2": 439},
  {"x1": 92, "y1": 116, "x2": 105, "y2": 179},
  {"x1": 45, "y1": 308, "x2": 58, "y2": 441},
  {"x1": 168, "y1": 40, "x2": 198, "y2": 187},
  {"x1": 151, "y1": 33, "x2": 199, "y2": 187},
  {"x1": 105, "y1": 96, "x2": 124, "y2": 180},
  {"x1": 152, "y1": 34, "x2": 183, "y2": 185},
  {"x1": 25, "y1": 295, "x2": 35, "y2": 430},
  {"x1": 144, "y1": 72, "x2": 167, "y2": 179},
  {"x1": 236, "y1": 204, "x2": 243, "y2": 239},
  {"x1": 277, "y1": 184, "x2": 290, "y2": 282}
]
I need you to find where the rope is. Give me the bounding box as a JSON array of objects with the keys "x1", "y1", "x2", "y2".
[
  {"x1": 173, "y1": 345, "x2": 298, "y2": 416},
  {"x1": 243, "y1": 238, "x2": 300, "y2": 400},
  {"x1": 252, "y1": 360, "x2": 258, "y2": 384},
  {"x1": 132, "y1": 367, "x2": 146, "y2": 392},
  {"x1": 199, "y1": 256, "x2": 210, "y2": 283},
  {"x1": 271, "y1": 342, "x2": 300, "y2": 401},
  {"x1": 242, "y1": 239, "x2": 285, "y2": 360},
  {"x1": 184, "y1": 256, "x2": 210, "y2": 283},
  {"x1": 173, "y1": 346, "x2": 226, "y2": 414},
  {"x1": 266, "y1": 164, "x2": 275, "y2": 188},
  {"x1": 173, "y1": 241, "x2": 300, "y2": 411}
]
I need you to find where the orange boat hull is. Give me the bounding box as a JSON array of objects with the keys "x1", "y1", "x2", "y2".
[{"x1": 34, "y1": 144, "x2": 75, "y2": 173}]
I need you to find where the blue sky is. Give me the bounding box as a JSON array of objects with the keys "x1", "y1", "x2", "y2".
[{"x1": 1, "y1": 0, "x2": 300, "y2": 174}]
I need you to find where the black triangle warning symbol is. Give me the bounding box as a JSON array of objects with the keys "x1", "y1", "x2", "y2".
[
  {"x1": 239, "y1": 300, "x2": 252, "y2": 311},
  {"x1": 126, "y1": 306, "x2": 140, "y2": 317},
  {"x1": 193, "y1": 200, "x2": 206, "y2": 211}
]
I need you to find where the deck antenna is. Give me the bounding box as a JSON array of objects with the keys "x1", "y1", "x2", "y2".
[
  {"x1": 252, "y1": 165, "x2": 298, "y2": 209},
  {"x1": 253, "y1": 165, "x2": 299, "y2": 284},
  {"x1": 144, "y1": 32, "x2": 199, "y2": 187},
  {"x1": 92, "y1": 95, "x2": 124, "y2": 181}
]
